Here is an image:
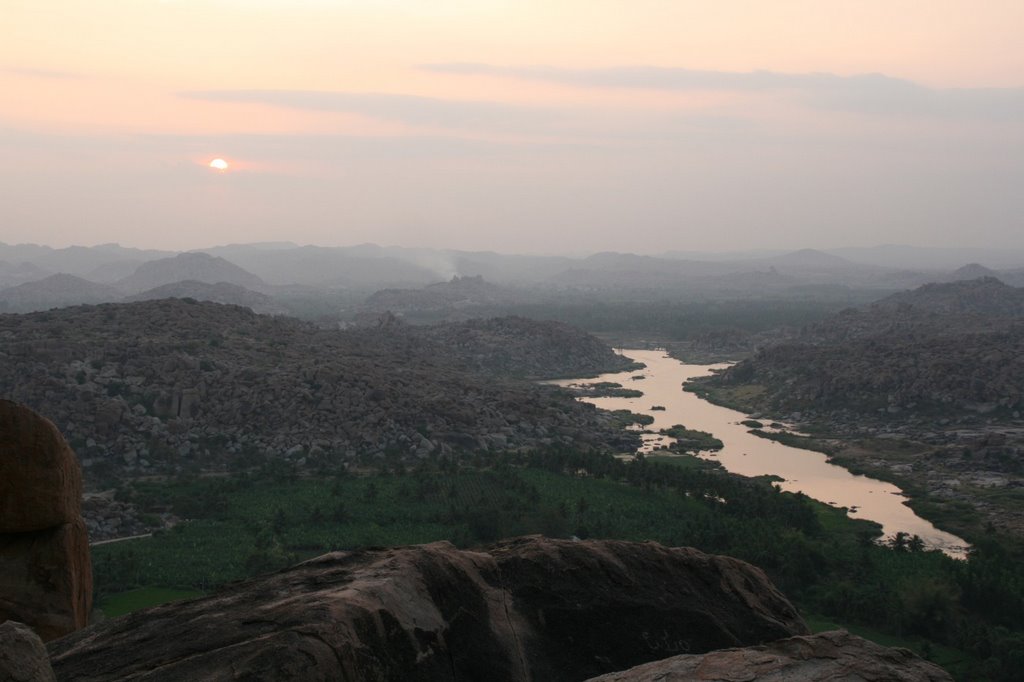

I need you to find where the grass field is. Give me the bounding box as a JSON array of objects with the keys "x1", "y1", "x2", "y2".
[{"x1": 99, "y1": 587, "x2": 205, "y2": 617}]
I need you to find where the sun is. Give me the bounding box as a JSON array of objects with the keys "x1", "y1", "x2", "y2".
[{"x1": 209, "y1": 158, "x2": 229, "y2": 171}]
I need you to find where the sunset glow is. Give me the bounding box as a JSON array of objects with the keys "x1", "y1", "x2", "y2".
[{"x1": 0, "y1": 1, "x2": 1022, "y2": 251}]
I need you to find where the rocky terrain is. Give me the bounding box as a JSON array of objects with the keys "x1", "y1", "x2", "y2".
[
  {"x1": 360, "y1": 274, "x2": 523, "y2": 321},
  {"x1": 0, "y1": 300, "x2": 638, "y2": 487},
  {"x1": 696, "y1": 277, "x2": 1024, "y2": 539},
  {"x1": 124, "y1": 280, "x2": 287, "y2": 316},
  {"x1": 0, "y1": 621, "x2": 57, "y2": 682},
  {"x1": 44, "y1": 536, "x2": 952, "y2": 681},
  {"x1": 48, "y1": 537, "x2": 807, "y2": 681},
  {"x1": 410, "y1": 316, "x2": 641, "y2": 379},
  {"x1": 586, "y1": 629, "x2": 951, "y2": 681},
  {"x1": 707, "y1": 278, "x2": 1024, "y2": 418},
  {"x1": 0, "y1": 400, "x2": 92, "y2": 641}
]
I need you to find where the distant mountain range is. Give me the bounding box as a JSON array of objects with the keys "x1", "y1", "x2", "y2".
[{"x1": 3, "y1": 240, "x2": 1024, "y2": 316}]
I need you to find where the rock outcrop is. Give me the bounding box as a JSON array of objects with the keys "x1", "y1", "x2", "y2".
[
  {"x1": 49, "y1": 537, "x2": 807, "y2": 681},
  {"x1": 0, "y1": 400, "x2": 92, "y2": 642},
  {"x1": 585, "y1": 629, "x2": 952, "y2": 681},
  {"x1": 0, "y1": 621, "x2": 57, "y2": 682}
]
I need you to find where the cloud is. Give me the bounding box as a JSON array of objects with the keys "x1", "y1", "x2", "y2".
[
  {"x1": 179, "y1": 90, "x2": 564, "y2": 133},
  {"x1": 178, "y1": 89, "x2": 750, "y2": 141},
  {"x1": 422, "y1": 64, "x2": 1024, "y2": 121}
]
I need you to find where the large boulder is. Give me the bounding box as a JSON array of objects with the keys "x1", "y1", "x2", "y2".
[
  {"x1": 0, "y1": 400, "x2": 92, "y2": 642},
  {"x1": 0, "y1": 621, "x2": 57, "y2": 682},
  {"x1": 0, "y1": 401, "x2": 81, "y2": 532},
  {"x1": 585, "y1": 630, "x2": 952, "y2": 681},
  {"x1": 49, "y1": 537, "x2": 807, "y2": 681}
]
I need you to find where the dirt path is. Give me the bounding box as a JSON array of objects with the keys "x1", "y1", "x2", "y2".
[{"x1": 90, "y1": 533, "x2": 152, "y2": 547}]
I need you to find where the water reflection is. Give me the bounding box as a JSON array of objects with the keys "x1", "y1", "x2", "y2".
[{"x1": 554, "y1": 349, "x2": 969, "y2": 558}]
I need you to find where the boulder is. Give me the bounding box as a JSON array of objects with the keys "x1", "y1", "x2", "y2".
[
  {"x1": 0, "y1": 620, "x2": 57, "y2": 682},
  {"x1": 49, "y1": 537, "x2": 807, "y2": 681},
  {"x1": 584, "y1": 630, "x2": 952, "y2": 682},
  {"x1": 0, "y1": 400, "x2": 92, "y2": 641},
  {"x1": 0, "y1": 401, "x2": 81, "y2": 532}
]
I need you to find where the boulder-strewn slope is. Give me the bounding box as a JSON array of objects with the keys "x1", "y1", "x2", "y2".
[
  {"x1": 411, "y1": 315, "x2": 638, "y2": 378},
  {"x1": 360, "y1": 275, "x2": 524, "y2": 321},
  {"x1": 585, "y1": 630, "x2": 951, "y2": 682},
  {"x1": 48, "y1": 537, "x2": 807, "y2": 681},
  {"x1": 124, "y1": 280, "x2": 286, "y2": 315},
  {"x1": 710, "y1": 278, "x2": 1024, "y2": 417},
  {"x1": 0, "y1": 300, "x2": 637, "y2": 481},
  {"x1": 0, "y1": 400, "x2": 91, "y2": 642}
]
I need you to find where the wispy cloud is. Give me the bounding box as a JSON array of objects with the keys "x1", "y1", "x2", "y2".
[
  {"x1": 422, "y1": 64, "x2": 1024, "y2": 121},
  {"x1": 179, "y1": 90, "x2": 564, "y2": 133},
  {"x1": 178, "y1": 89, "x2": 747, "y2": 140}
]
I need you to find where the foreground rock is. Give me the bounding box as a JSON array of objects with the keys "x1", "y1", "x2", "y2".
[
  {"x1": 49, "y1": 537, "x2": 806, "y2": 681},
  {"x1": 0, "y1": 621, "x2": 57, "y2": 682},
  {"x1": 586, "y1": 630, "x2": 952, "y2": 681},
  {"x1": 0, "y1": 400, "x2": 92, "y2": 642}
]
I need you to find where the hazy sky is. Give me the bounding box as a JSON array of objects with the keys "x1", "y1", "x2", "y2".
[{"x1": 2, "y1": 1, "x2": 1022, "y2": 253}]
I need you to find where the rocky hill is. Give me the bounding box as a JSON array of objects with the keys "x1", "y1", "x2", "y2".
[
  {"x1": 870, "y1": 276, "x2": 1024, "y2": 318},
  {"x1": 124, "y1": 280, "x2": 286, "y2": 315},
  {"x1": 0, "y1": 274, "x2": 122, "y2": 314},
  {"x1": 709, "y1": 279, "x2": 1024, "y2": 418},
  {"x1": 410, "y1": 316, "x2": 638, "y2": 379},
  {"x1": 116, "y1": 253, "x2": 265, "y2": 294},
  {"x1": 361, "y1": 275, "x2": 522, "y2": 321},
  {"x1": 0, "y1": 300, "x2": 637, "y2": 483}
]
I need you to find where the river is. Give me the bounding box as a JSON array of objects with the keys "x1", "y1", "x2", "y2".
[{"x1": 554, "y1": 349, "x2": 969, "y2": 557}]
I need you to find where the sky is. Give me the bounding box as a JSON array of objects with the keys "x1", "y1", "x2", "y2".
[{"x1": 1, "y1": 0, "x2": 1022, "y2": 254}]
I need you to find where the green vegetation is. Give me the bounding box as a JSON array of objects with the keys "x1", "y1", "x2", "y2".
[
  {"x1": 804, "y1": 614, "x2": 968, "y2": 672},
  {"x1": 748, "y1": 429, "x2": 836, "y2": 455},
  {"x1": 741, "y1": 419, "x2": 763, "y2": 428},
  {"x1": 683, "y1": 380, "x2": 766, "y2": 413},
  {"x1": 576, "y1": 381, "x2": 644, "y2": 398},
  {"x1": 645, "y1": 453, "x2": 720, "y2": 472},
  {"x1": 659, "y1": 425, "x2": 724, "y2": 452},
  {"x1": 92, "y1": 448, "x2": 1024, "y2": 680},
  {"x1": 607, "y1": 409, "x2": 654, "y2": 427},
  {"x1": 99, "y1": 587, "x2": 204, "y2": 618}
]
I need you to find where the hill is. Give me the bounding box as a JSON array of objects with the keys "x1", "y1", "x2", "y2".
[
  {"x1": 0, "y1": 274, "x2": 122, "y2": 313},
  {"x1": 707, "y1": 279, "x2": 1024, "y2": 417},
  {"x1": 0, "y1": 300, "x2": 637, "y2": 483},
  {"x1": 871, "y1": 276, "x2": 1024, "y2": 317},
  {"x1": 124, "y1": 280, "x2": 286, "y2": 315},
  {"x1": 116, "y1": 253, "x2": 266, "y2": 293}
]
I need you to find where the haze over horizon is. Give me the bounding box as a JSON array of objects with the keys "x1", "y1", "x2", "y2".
[{"x1": 3, "y1": 1, "x2": 1022, "y2": 253}]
